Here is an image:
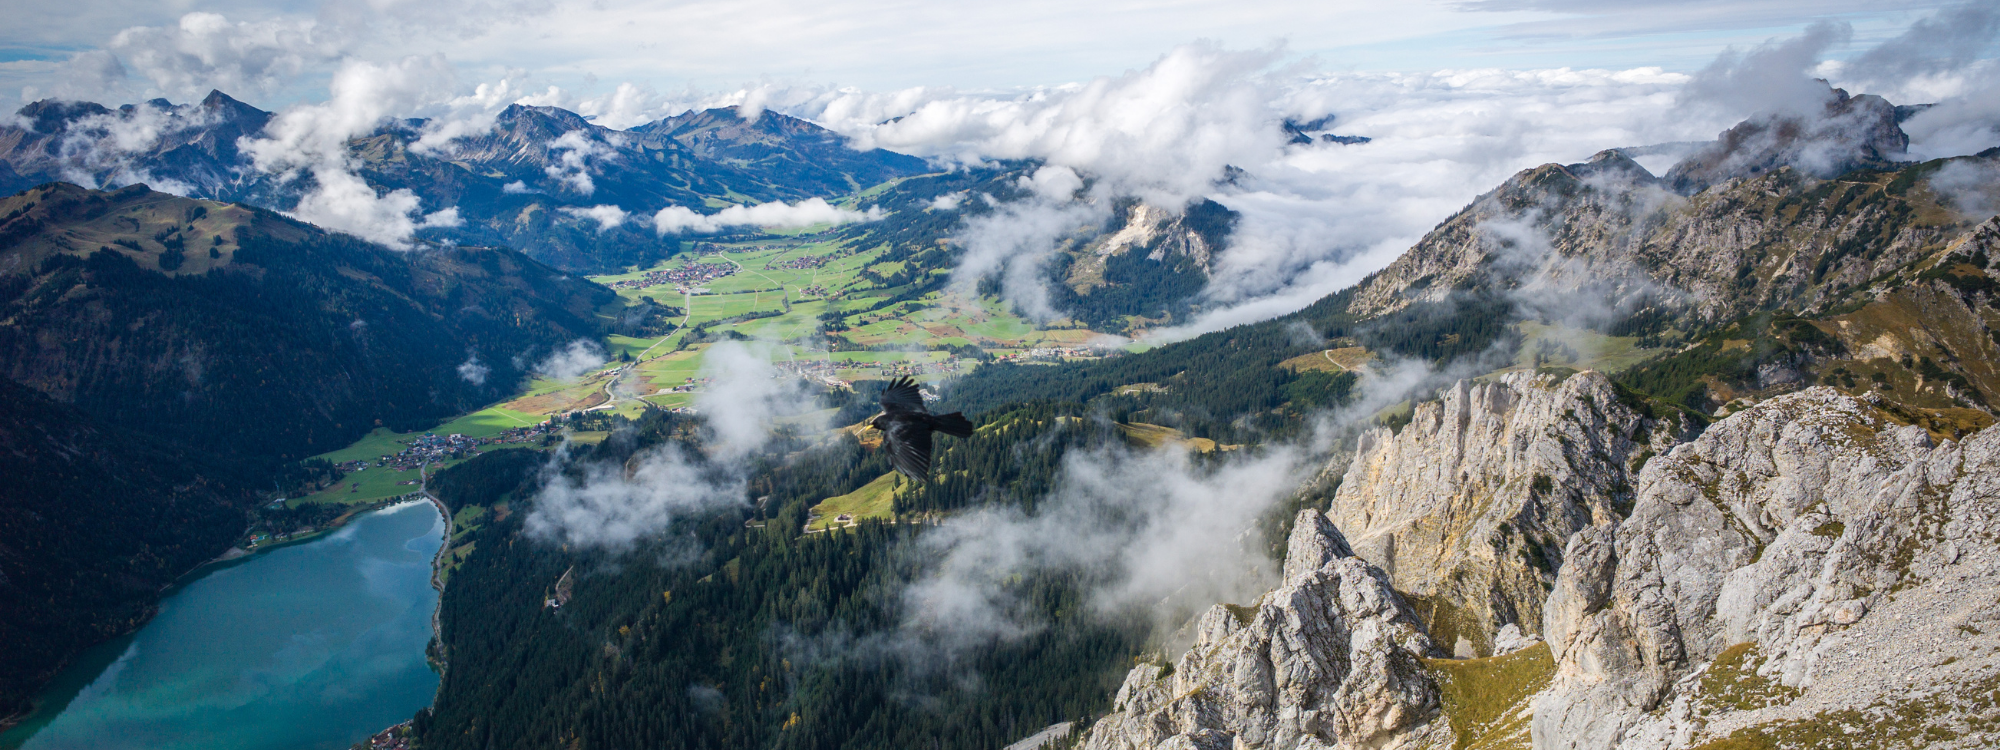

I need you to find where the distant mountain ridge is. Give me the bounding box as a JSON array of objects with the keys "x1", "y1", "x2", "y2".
[{"x1": 0, "y1": 93, "x2": 931, "y2": 272}]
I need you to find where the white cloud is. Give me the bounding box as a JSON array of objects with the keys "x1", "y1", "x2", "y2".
[
  {"x1": 105, "y1": 12, "x2": 339, "y2": 102},
  {"x1": 561, "y1": 204, "x2": 630, "y2": 232},
  {"x1": 651, "y1": 197, "x2": 880, "y2": 234},
  {"x1": 901, "y1": 442, "x2": 1306, "y2": 649},
  {"x1": 949, "y1": 197, "x2": 1107, "y2": 322},
  {"x1": 534, "y1": 338, "x2": 608, "y2": 380},
  {"x1": 524, "y1": 341, "x2": 821, "y2": 549},
  {"x1": 457, "y1": 353, "x2": 490, "y2": 385},
  {"x1": 240, "y1": 56, "x2": 462, "y2": 248},
  {"x1": 543, "y1": 129, "x2": 612, "y2": 195}
]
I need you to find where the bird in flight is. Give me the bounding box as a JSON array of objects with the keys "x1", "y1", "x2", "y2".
[{"x1": 870, "y1": 376, "x2": 974, "y2": 483}]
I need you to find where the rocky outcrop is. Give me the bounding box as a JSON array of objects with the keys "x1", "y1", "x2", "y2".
[
  {"x1": 1535, "y1": 387, "x2": 2000, "y2": 748},
  {"x1": 1086, "y1": 380, "x2": 2000, "y2": 749},
  {"x1": 1328, "y1": 370, "x2": 1683, "y2": 657},
  {"x1": 1665, "y1": 87, "x2": 1906, "y2": 195},
  {"x1": 1083, "y1": 511, "x2": 1449, "y2": 750},
  {"x1": 1343, "y1": 111, "x2": 1992, "y2": 328}
]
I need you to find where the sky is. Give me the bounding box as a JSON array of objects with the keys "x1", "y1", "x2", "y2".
[{"x1": 0, "y1": 0, "x2": 1985, "y2": 110}]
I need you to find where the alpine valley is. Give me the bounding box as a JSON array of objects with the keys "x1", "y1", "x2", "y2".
[{"x1": 4, "y1": 44, "x2": 2000, "y2": 750}]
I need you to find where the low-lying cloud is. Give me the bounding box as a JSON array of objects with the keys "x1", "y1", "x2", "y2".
[
  {"x1": 534, "y1": 338, "x2": 608, "y2": 381},
  {"x1": 652, "y1": 197, "x2": 880, "y2": 234},
  {"x1": 457, "y1": 352, "x2": 490, "y2": 386},
  {"x1": 525, "y1": 341, "x2": 822, "y2": 549},
  {"x1": 560, "y1": 204, "x2": 632, "y2": 232},
  {"x1": 901, "y1": 442, "x2": 1307, "y2": 650}
]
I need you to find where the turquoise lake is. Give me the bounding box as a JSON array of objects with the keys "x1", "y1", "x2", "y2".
[{"x1": 1, "y1": 500, "x2": 446, "y2": 750}]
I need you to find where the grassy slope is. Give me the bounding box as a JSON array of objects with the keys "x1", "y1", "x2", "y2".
[{"x1": 806, "y1": 471, "x2": 901, "y2": 531}]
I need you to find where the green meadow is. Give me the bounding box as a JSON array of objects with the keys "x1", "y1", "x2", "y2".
[{"x1": 298, "y1": 226, "x2": 1117, "y2": 491}]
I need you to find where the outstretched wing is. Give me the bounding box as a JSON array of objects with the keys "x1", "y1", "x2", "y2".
[
  {"x1": 881, "y1": 415, "x2": 935, "y2": 482},
  {"x1": 879, "y1": 376, "x2": 927, "y2": 415}
]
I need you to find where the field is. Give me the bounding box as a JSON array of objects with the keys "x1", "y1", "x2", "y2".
[
  {"x1": 297, "y1": 228, "x2": 1130, "y2": 496},
  {"x1": 295, "y1": 404, "x2": 551, "y2": 507},
  {"x1": 1505, "y1": 322, "x2": 1665, "y2": 374},
  {"x1": 807, "y1": 472, "x2": 901, "y2": 531}
]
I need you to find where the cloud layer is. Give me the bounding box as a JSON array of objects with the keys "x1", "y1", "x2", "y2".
[{"x1": 652, "y1": 198, "x2": 880, "y2": 234}]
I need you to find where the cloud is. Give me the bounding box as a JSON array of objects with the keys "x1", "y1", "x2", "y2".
[
  {"x1": 1928, "y1": 158, "x2": 2000, "y2": 219},
  {"x1": 105, "y1": 12, "x2": 340, "y2": 102},
  {"x1": 561, "y1": 204, "x2": 631, "y2": 232},
  {"x1": 1144, "y1": 64, "x2": 1701, "y2": 340},
  {"x1": 927, "y1": 192, "x2": 964, "y2": 210},
  {"x1": 900, "y1": 441, "x2": 1306, "y2": 651},
  {"x1": 651, "y1": 197, "x2": 880, "y2": 234},
  {"x1": 458, "y1": 353, "x2": 490, "y2": 385},
  {"x1": 534, "y1": 338, "x2": 608, "y2": 380},
  {"x1": 948, "y1": 196, "x2": 1107, "y2": 321},
  {"x1": 44, "y1": 101, "x2": 200, "y2": 194},
  {"x1": 524, "y1": 341, "x2": 822, "y2": 549},
  {"x1": 1678, "y1": 19, "x2": 1850, "y2": 118},
  {"x1": 544, "y1": 129, "x2": 613, "y2": 195},
  {"x1": 793, "y1": 43, "x2": 1289, "y2": 206},
  {"x1": 241, "y1": 56, "x2": 462, "y2": 248},
  {"x1": 1842, "y1": 2, "x2": 2000, "y2": 96}
]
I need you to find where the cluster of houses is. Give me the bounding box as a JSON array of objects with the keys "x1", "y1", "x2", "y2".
[
  {"x1": 654, "y1": 375, "x2": 715, "y2": 395},
  {"x1": 773, "y1": 359, "x2": 853, "y2": 389},
  {"x1": 607, "y1": 261, "x2": 736, "y2": 292},
  {"x1": 869, "y1": 359, "x2": 966, "y2": 377},
  {"x1": 359, "y1": 722, "x2": 415, "y2": 750},
  {"x1": 372, "y1": 433, "x2": 480, "y2": 471},
  {"x1": 766, "y1": 254, "x2": 830, "y2": 270},
  {"x1": 769, "y1": 356, "x2": 970, "y2": 384},
  {"x1": 797, "y1": 284, "x2": 831, "y2": 297},
  {"x1": 997, "y1": 346, "x2": 1100, "y2": 361}
]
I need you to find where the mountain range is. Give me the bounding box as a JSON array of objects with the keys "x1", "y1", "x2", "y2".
[
  {"x1": 2, "y1": 77, "x2": 1999, "y2": 749},
  {"x1": 0, "y1": 92, "x2": 930, "y2": 272}
]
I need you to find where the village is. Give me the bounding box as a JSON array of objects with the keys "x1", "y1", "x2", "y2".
[
  {"x1": 996, "y1": 346, "x2": 1100, "y2": 361},
  {"x1": 607, "y1": 261, "x2": 736, "y2": 292},
  {"x1": 327, "y1": 421, "x2": 559, "y2": 477},
  {"x1": 771, "y1": 355, "x2": 969, "y2": 385},
  {"x1": 764, "y1": 253, "x2": 830, "y2": 270}
]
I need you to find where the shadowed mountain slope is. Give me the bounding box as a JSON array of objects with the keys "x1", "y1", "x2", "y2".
[{"x1": 0, "y1": 182, "x2": 616, "y2": 462}]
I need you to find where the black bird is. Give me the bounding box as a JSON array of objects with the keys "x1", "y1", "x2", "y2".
[{"x1": 870, "y1": 376, "x2": 974, "y2": 482}]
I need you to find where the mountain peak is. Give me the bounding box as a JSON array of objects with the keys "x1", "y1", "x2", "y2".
[
  {"x1": 1665, "y1": 85, "x2": 1907, "y2": 195},
  {"x1": 14, "y1": 99, "x2": 114, "y2": 134},
  {"x1": 197, "y1": 90, "x2": 268, "y2": 121}
]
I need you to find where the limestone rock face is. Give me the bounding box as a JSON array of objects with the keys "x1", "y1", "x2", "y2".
[
  {"x1": 1342, "y1": 125, "x2": 1989, "y2": 328},
  {"x1": 1534, "y1": 387, "x2": 2000, "y2": 749},
  {"x1": 1327, "y1": 370, "x2": 1681, "y2": 656},
  {"x1": 1082, "y1": 383, "x2": 2000, "y2": 750},
  {"x1": 1083, "y1": 510, "x2": 1449, "y2": 750}
]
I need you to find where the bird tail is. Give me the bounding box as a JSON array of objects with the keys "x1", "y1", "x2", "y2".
[{"x1": 928, "y1": 411, "x2": 974, "y2": 438}]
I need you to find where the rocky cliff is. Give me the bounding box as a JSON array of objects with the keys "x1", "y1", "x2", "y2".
[
  {"x1": 1083, "y1": 512, "x2": 1449, "y2": 750},
  {"x1": 1536, "y1": 386, "x2": 2000, "y2": 749},
  {"x1": 1328, "y1": 371, "x2": 1686, "y2": 658},
  {"x1": 1084, "y1": 381, "x2": 1999, "y2": 749}
]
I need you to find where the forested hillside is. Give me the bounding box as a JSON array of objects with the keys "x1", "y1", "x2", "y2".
[
  {"x1": 0, "y1": 377, "x2": 256, "y2": 725},
  {"x1": 0, "y1": 182, "x2": 616, "y2": 463},
  {"x1": 416, "y1": 407, "x2": 1155, "y2": 750}
]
